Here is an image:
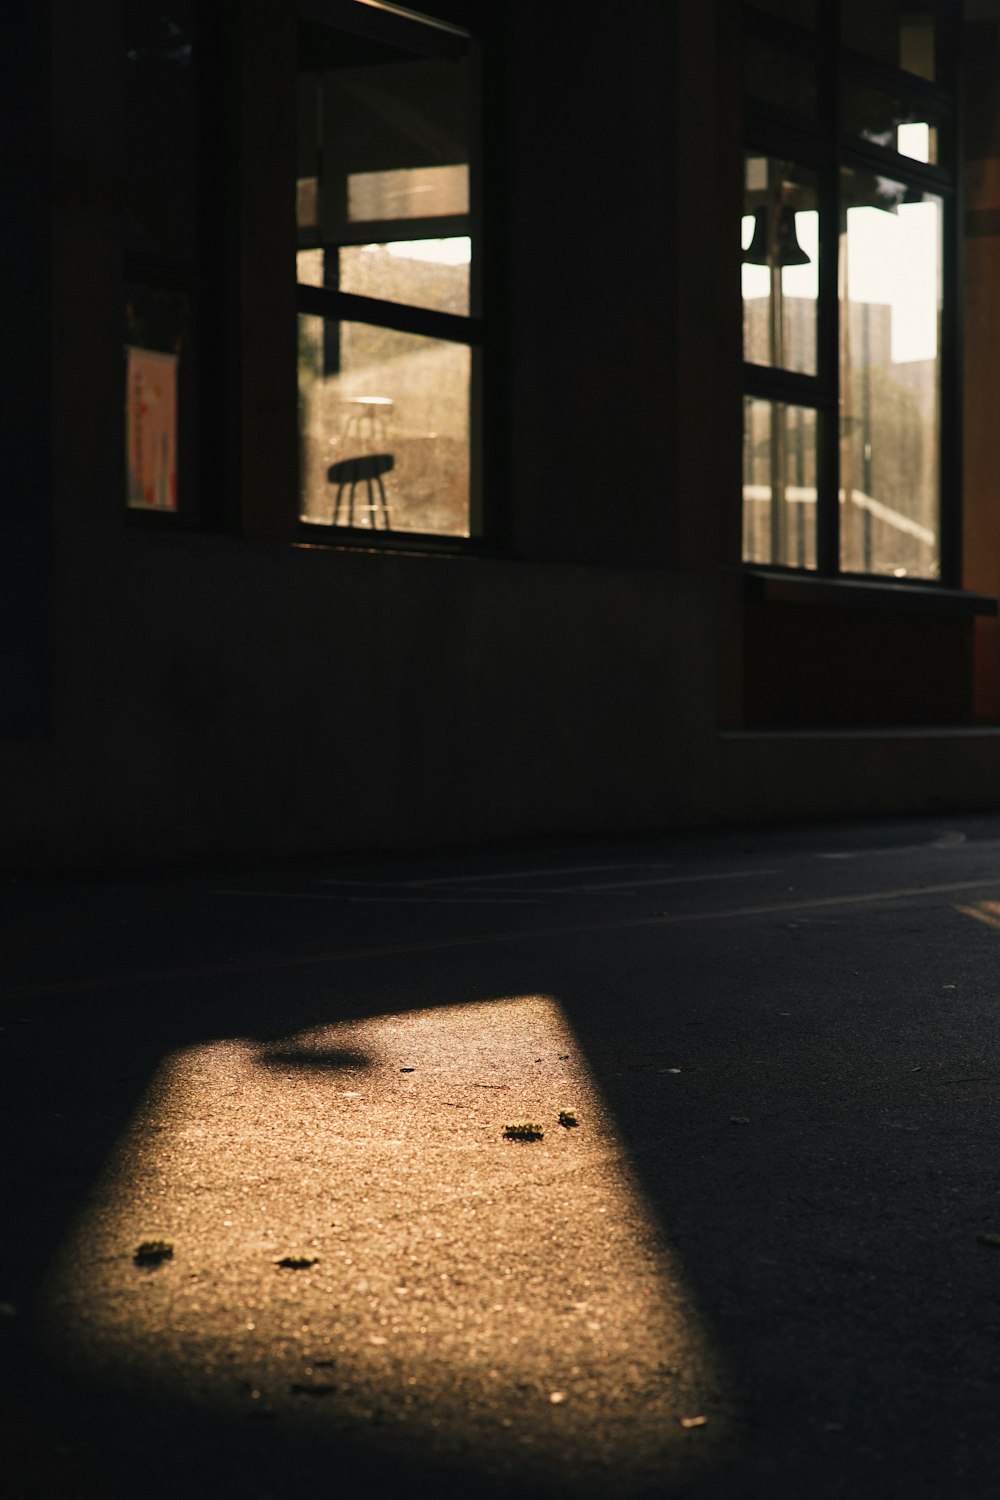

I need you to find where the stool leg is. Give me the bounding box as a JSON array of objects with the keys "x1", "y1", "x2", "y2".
[{"x1": 375, "y1": 475, "x2": 390, "y2": 530}]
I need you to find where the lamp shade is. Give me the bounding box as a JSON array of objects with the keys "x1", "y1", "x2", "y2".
[{"x1": 742, "y1": 204, "x2": 811, "y2": 268}]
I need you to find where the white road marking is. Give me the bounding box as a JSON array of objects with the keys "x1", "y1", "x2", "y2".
[
  {"x1": 318, "y1": 868, "x2": 778, "y2": 896},
  {"x1": 390, "y1": 862, "x2": 678, "y2": 886},
  {"x1": 819, "y1": 830, "x2": 968, "y2": 860},
  {"x1": 14, "y1": 872, "x2": 1000, "y2": 999},
  {"x1": 214, "y1": 889, "x2": 544, "y2": 905},
  {"x1": 525, "y1": 869, "x2": 778, "y2": 893}
]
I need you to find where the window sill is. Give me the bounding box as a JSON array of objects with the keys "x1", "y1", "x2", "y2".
[
  {"x1": 296, "y1": 522, "x2": 509, "y2": 561},
  {"x1": 743, "y1": 568, "x2": 998, "y2": 617}
]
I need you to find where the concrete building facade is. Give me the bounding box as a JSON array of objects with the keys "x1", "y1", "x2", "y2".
[{"x1": 5, "y1": 0, "x2": 1000, "y2": 869}]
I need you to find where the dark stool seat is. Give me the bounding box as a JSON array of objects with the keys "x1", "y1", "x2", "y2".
[{"x1": 327, "y1": 453, "x2": 394, "y2": 529}]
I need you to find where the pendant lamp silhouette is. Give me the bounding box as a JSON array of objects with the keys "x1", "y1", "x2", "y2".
[{"x1": 742, "y1": 203, "x2": 811, "y2": 267}]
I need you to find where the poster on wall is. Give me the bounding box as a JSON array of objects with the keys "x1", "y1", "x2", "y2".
[{"x1": 126, "y1": 345, "x2": 178, "y2": 511}]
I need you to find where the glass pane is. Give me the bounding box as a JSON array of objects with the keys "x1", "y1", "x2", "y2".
[
  {"x1": 842, "y1": 0, "x2": 937, "y2": 81},
  {"x1": 742, "y1": 156, "x2": 818, "y2": 376},
  {"x1": 348, "y1": 165, "x2": 468, "y2": 223},
  {"x1": 298, "y1": 240, "x2": 471, "y2": 316},
  {"x1": 745, "y1": 35, "x2": 817, "y2": 117},
  {"x1": 299, "y1": 316, "x2": 471, "y2": 537},
  {"x1": 748, "y1": 0, "x2": 817, "y2": 28},
  {"x1": 839, "y1": 172, "x2": 942, "y2": 578},
  {"x1": 123, "y1": 1, "x2": 198, "y2": 261},
  {"x1": 843, "y1": 83, "x2": 945, "y2": 165},
  {"x1": 743, "y1": 398, "x2": 819, "y2": 569},
  {"x1": 125, "y1": 284, "x2": 193, "y2": 513},
  {"x1": 297, "y1": 22, "x2": 472, "y2": 246}
]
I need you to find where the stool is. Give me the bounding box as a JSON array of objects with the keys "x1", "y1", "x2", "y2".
[
  {"x1": 342, "y1": 396, "x2": 394, "y2": 445},
  {"x1": 327, "y1": 453, "x2": 394, "y2": 529}
]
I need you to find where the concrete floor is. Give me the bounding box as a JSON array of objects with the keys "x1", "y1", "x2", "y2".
[{"x1": 5, "y1": 816, "x2": 1000, "y2": 1497}]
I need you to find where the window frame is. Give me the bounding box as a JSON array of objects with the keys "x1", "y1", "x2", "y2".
[
  {"x1": 741, "y1": 0, "x2": 962, "y2": 587},
  {"x1": 295, "y1": 0, "x2": 486, "y2": 552}
]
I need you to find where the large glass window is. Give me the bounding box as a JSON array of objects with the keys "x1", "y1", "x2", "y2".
[
  {"x1": 741, "y1": 1, "x2": 956, "y2": 583},
  {"x1": 296, "y1": 7, "x2": 480, "y2": 540}
]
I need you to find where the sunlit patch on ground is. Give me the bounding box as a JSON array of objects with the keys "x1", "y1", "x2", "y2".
[{"x1": 38, "y1": 995, "x2": 731, "y2": 1493}]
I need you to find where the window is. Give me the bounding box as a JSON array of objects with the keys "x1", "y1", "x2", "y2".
[
  {"x1": 741, "y1": 0, "x2": 958, "y2": 583},
  {"x1": 296, "y1": 2, "x2": 481, "y2": 541},
  {"x1": 122, "y1": 1, "x2": 228, "y2": 526}
]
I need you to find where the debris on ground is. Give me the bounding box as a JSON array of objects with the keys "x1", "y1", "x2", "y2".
[
  {"x1": 503, "y1": 1123, "x2": 544, "y2": 1141},
  {"x1": 558, "y1": 1111, "x2": 579, "y2": 1128},
  {"x1": 275, "y1": 1256, "x2": 319, "y2": 1269},
  {"x1": 134, "y1": 1240, "x2": 173, "y2": 1267},
  {"x1": 680, "y1": 1414, "x2": 708, "y2": 1429}
]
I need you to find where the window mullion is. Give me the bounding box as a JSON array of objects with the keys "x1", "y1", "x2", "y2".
[
  {"x1": 296, "y1": 284, "x2": 480, "y2": 345},
  {"x1": 816, "y1": 159, "x2": 839, "y2": 575}
]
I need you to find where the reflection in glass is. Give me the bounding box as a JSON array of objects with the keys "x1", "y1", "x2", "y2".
[
  {"x1": 744, "y1": 35, "x2": 817, "y2": 117},
  {"x1": 839, "y1": 172, "x2": 941, "y2": 577},
  {"x1": 842, "y1": 0, "x2": 937, "y2": 81},
  {"x1": 124, "y1": 285, "x2": 193, "y2": 513},
  {"x1": 298, "y1": 240, "x2": 471, "y2": 317},
  {"x1": 743, "y1": 399, "x2": 818, "y2": 568},
  {"x1": 742, "y1": 156, "x2": 818, "y2": 376},
  {"x1": 299, "y1": 317, "x2": 471, "y2": 536},
  {"x1": 348, "y1": 165, "x2": 468, "y2": 223},
  {"x1": 843, "y1": 84, "x2": 943, "y2": 164},
  {"x1": 296, "y1": 33, "x2": 472, "y2": 249}
]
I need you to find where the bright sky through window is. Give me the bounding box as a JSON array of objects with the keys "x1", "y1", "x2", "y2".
[
  {"x1": 742, "y1": 204, "x2": 939, "y2": 364},
  {"x1": 846, "y1": 202, "x2": 940, "y2": 363},
  {"x1": 382, "y1": 236, "x2": 471, "y2": 264}
]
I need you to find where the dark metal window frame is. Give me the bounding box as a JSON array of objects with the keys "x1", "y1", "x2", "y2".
[
  {"x1": 295, "y1": 0, "x2": 486, "y2": 554},
  {"x1": 742, "y1": 0, "x2": 962, "y2": 588}
]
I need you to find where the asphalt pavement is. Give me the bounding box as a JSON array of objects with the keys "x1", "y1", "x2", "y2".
[{"x1": 5, "y1": 816, "x2": 1000, "y2": 1498}]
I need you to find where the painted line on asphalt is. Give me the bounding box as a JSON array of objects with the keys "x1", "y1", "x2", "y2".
[
  {"x1": 381, "y1": 861, "x2": 677, "y2": 886},
  {"x1": 215, "y1": 889, "x2": 545, "y2": 906},
  {"x1": 11, "y1": 872, "x2": 1000, "y2": 1000},
  {"x1": 818, "y1": 830, "x2": 969, "y2": 860},
  {"x1": 525, "y1": 868, "x2": 779, "y2": 893},
  {"x1": 312, "y1": 868, "x2": 779, "y2": 896}
]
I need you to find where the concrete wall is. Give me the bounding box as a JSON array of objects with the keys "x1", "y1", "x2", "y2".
[{"x1": 0, "y1": 533, "x2": 722, "y2": 866}]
